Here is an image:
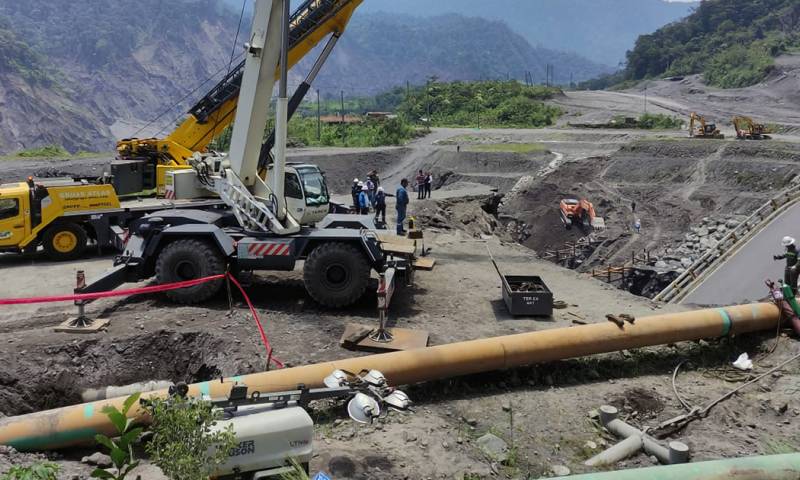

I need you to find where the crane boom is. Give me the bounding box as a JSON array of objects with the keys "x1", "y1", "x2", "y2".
[{"x1": 116, "y1": 0, "x2": 362, "y2": 170}]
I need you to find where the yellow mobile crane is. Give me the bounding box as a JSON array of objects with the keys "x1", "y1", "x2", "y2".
[{"x1": 115, "y1": 0, "x2": 363, "y2": 194}]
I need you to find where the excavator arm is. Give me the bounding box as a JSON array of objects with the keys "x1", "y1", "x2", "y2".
[{"x1": 116, "y1": 0, "x2": 362, "y2": 167}]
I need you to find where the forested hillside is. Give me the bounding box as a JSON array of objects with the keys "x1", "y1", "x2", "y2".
[{"x1": 590, "y1": 0, "x2": 800, "y2": 89}]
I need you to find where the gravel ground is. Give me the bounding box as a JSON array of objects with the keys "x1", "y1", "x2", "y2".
[{"x1": 3, "y1": 81, "x2": 800, "y2": 478}]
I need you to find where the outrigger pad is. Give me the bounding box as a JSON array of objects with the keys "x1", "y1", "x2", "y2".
[
  {"x1": 340, "y1": 323, "x2": 429, "y2": 352},
  {"x1": 55, "y1": 317, "x2": 110, "y2": 334}
]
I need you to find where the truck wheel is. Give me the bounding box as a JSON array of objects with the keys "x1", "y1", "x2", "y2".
[
  {"x1": 155, "y1": 239, "x2": 225, "y2": 304},
  {"x1": 303, "y1": 242, "x2": 370, "y2": 308},
  {"x1": 43, "y1": 223, "x2": 88, "y2": 260}
]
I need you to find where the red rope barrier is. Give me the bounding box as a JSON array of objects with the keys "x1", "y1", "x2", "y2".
[
  {"x1": 0, "y1": 273, "x2": 284, "y2": 368},
  {"x1": 0, "y1": 275, "x2": 226, "y2": 305}
]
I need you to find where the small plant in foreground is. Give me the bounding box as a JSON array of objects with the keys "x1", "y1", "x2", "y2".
[
  {"x1": 142, "y1": 394, "x2": 236, "y2": 480},
  {"x1": 1, "y1": 463, "x2": 59, "y2": 480},
  {"x1": 91, "y1": 393, "x2": 142, "y2": 480}
]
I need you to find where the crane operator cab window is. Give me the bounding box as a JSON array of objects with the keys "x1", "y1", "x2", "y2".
[
  {"x1": 0, "y1": 198, "x2": 19, "y2": 220},
  {"x1": 284, "y1": 172, "x2": 303, "y2": 200},
  {"x1": 297, "y1": 167, "x2": 329, "y2": 207}
]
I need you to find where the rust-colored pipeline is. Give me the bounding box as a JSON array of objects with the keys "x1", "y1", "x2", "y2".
[{"x1": 0, "y1": 303, "x2": 779, "y2": 451}]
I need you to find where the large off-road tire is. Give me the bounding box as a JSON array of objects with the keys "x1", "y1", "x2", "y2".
[
  {"x1": 42, "y1": 222, "x2": 88, "y2": 261},
  {"x1": 155, "y1": 239, "x2": 225, "y2": 304},
  {"x1": 303, "y1": 242, "x2": 370, "y2": 308}
]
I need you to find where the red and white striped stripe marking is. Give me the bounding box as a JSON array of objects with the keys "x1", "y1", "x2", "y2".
[
  {"x1": 247, "y1": 243, "x2": 291, "y2": 257},
  {"x1": 164, "y1": 188, "x2": 176, "y2": 200}
]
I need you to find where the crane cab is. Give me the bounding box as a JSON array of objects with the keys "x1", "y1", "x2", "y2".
[{"x1": 267, "y1": 163, "x2": 330, "y2": 226}]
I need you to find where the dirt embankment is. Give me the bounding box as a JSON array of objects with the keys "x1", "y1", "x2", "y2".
[{"x1": 500, "y1": 139, "x2": 800, "y2": 267}]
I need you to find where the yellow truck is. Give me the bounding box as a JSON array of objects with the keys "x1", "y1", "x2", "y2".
[{"x1": 0, "y1": 177, "x2": 223, "y2": 260}]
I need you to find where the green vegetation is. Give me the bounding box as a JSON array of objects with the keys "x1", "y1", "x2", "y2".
[
  {"x1": 0, "y1": 18, "x2": 54, "y2": 85},
  {"x1": 0, "y1": 463, "x2": 59, "y2": 480},
  {"x1": 607, "y1": 113, "x2": 682, "y2": 130},
  {"x1": 467, "y1": 143, "x2": 548, "y2": 154},
  {"x1": 583, "y1": 0, "x2": 800, "y2": 89},
  {"x1": 14, "y1": 145, "x2": 70, "y2": 158},
  {"x1": 400, "y1": 80, "x2": 561, "y2": 128},
  {"x1": 288, "y1": 116, "x2": 417, "y2": 148},
  {"x1": 636, "y1": 113, "x2": 683, "y2": 130},
  {"x1": 143, "y1": 394, "x2": 236, "y2": 480},
  {"x1": 279, "y1": 459, "x2": 310, "y2": 480},
  {"x1": 212, "y1": 80, "x2": 562, "y2": 150},
  {"x1": 91, "y1": 393, "x2": 143, "y2": 480}
]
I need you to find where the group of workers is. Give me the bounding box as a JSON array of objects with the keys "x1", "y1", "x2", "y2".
[
  {"x1": 351, "y1": 170, "x2": 385, "y2": 220},
  {"x1": 350, "y1": 169, "x2": 426, "y2": 236}
]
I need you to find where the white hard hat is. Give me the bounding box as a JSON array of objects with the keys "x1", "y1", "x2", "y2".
[
  {"x1": 782, "y1": 236, "x2": 796, "y2": 247},
  {"x1": 354, "y1": 178, "x2": 359, "y2": 183},
  {"x1": 378, "y1": 186, "x2": 384, "y2": 192}
]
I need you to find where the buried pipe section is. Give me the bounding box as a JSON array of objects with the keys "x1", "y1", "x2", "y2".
[
  {"x1": 551, "y1": 453, "x2": 800, "y2": 480},
  {"x1": 586, "y1": 405, "x2": 689, "y2": 466},
  {"x1": 0, "y1": 303, "x2": 780, "y2": 451}
]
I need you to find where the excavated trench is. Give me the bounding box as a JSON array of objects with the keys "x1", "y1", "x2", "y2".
[{"x1": 0, "y1": 330, "x2": 247, "y2": 416}]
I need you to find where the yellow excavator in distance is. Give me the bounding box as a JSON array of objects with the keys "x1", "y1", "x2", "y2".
[
  {"x1": 688, "y1": 112, "x2": 724, "y2": 139},
  {"x1": 116, "y1": 0, "x2": 363, "y2": 194},
  {"x1": 732, "y1": 115, "x2": 771, "y2": 140}
]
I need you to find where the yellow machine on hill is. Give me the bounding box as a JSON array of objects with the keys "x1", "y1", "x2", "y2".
[
  {"x1": 689, "y1": 112, "x2": 724, "y2": 139},
  {"x1": 116, "y1": 0, "x2": 362, "y2": 193},
  {"x1": 732, "y1": 115, "x2": 771, "y2": 140}
]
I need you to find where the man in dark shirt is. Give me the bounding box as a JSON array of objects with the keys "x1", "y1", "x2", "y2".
[{"x1": 396, "y1": 179, "x2": 409, "y2": 235}]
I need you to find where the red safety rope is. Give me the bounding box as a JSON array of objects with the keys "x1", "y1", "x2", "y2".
[{"x1": 0, "y1": 273, "x2": 283, "y2": 368}]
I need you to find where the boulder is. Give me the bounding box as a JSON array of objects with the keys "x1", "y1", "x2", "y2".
[{"x1": 476, "y1": 433, "x2": 509, "y2": 463}]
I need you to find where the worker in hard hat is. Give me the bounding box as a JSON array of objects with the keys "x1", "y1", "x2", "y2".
[
  {"x1": 774, "y1": 236, "x2": 799, "y2": 294},
  {"x1": 351, "y1": 178, "x2": 360, "y2": 211}
]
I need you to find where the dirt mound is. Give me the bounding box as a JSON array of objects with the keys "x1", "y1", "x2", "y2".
[
  {"x1": 414, "y1": 195, "x2": 502, "y2": 238},
  {"x1": 288, "y1": 147, "x2": 408, "y2": 195}
]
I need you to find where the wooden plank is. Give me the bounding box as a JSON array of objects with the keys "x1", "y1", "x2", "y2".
[
  {"x1": 381, "y1": 243, "x2": 416, "y2": 255},
  {"x1": 375, "y1": 232, "x2": 415, "y2": 246},
  {"x1": 413, "y1": 257, "x2": 436, "y2": 270}
]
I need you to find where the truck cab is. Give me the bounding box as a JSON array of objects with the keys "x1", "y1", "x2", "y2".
[
  {"x1": 0, "y1": 179, "x2": 120, "y2": 259},
  {"x1": 0, "y1": 182, "x2": 31, "y2": 250}
]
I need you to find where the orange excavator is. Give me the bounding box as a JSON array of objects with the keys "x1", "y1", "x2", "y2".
[
  {"x1": 560, "y1": 198, "x2": 605, "y2": 232},
  {"x1": 689, "y1": 112, "x2": 724, "y2": 139},
  {"x1": 733, "y1": 115, "x2": 771, "y2": 140}
]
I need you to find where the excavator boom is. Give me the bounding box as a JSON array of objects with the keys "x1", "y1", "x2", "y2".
[{"x1": 117, "y1": 0, "x2": 362, "y2": 168}]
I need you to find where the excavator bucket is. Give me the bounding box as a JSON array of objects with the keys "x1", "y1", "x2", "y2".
[{"x1": 591, "y1": 216, "x2": 606, "y2": 231}]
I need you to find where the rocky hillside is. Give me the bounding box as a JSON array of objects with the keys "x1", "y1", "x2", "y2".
[
  {"x1": 310, "y1": 13, "x2": 611, "y2": 91},
  {"x1": 0, "y1": 19, "x2": 109, "y2": 153},
  {"x1": 0, "y1": 0, "x2": 609, "y2": 154},
  {"x1": 355, "y1": 0, "x2": 697, "y2": 67}
]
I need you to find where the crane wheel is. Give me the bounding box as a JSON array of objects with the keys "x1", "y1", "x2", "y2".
[
  {"x1": 303, "y1": 242, "x2": 370, "y2": 308},
  {"x1": 43, "y1": 222, "x2": 88, "y2": 261},
  {"x1": 155, "y1": 239, "x2": 225, "y2": 304}
]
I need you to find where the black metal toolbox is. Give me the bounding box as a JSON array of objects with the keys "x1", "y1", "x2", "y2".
[{"x1": 501, "y1": 275, "x2": 553, "y2": 316}]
